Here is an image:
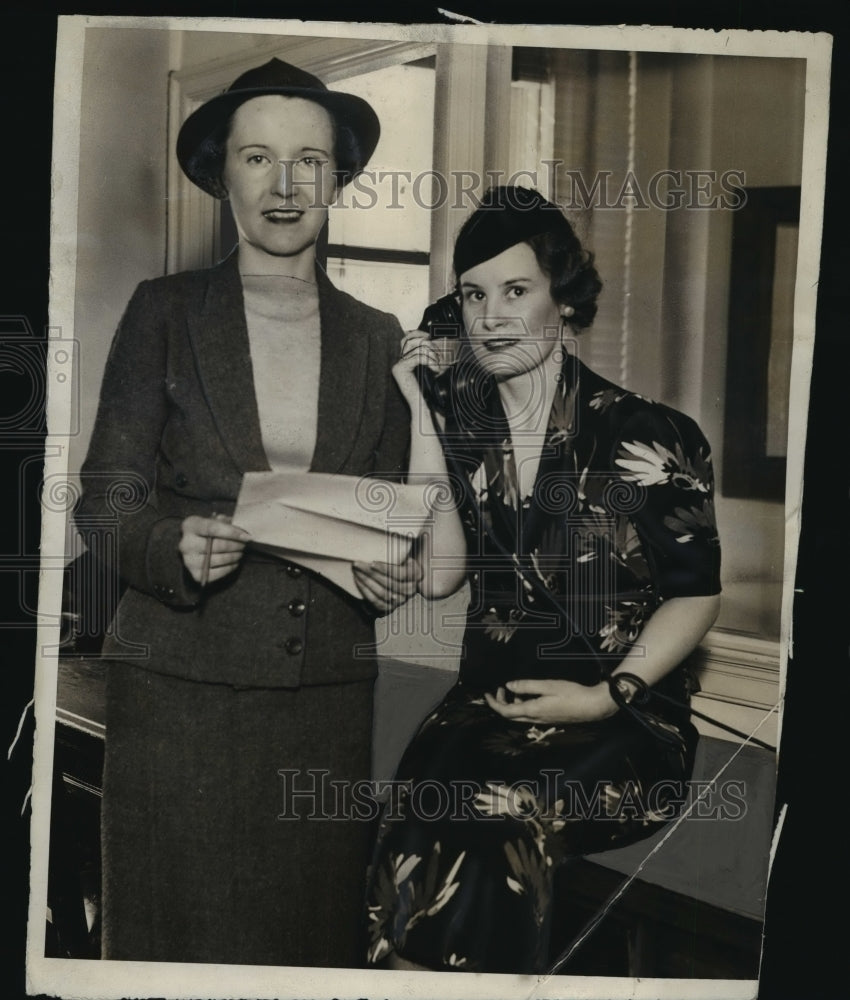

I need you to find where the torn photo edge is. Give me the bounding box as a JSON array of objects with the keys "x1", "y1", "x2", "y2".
[{"x1": 25, "y1": 13, "x2": 831, "y2": 1000}]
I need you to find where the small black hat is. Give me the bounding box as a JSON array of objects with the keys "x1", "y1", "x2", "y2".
[
  {"x1": 453, "y1": 186, "x2": 572, "y2": 278},
  {"x1": 176, "y1": 58, "x2": 381, "y2": 194}
]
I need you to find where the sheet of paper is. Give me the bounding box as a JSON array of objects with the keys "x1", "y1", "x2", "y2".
[
  {"x1": 249, "y1": 544, "x2": 364, "y2": 597},
  {"x1": 232, "y1": 471, "x2": 432, "y2": 596}
]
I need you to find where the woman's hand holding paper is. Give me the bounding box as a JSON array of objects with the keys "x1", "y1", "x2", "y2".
[
  {"x1": 352, "y1": 545, "x2": 423, "y2": 615},
  {"x1": 179, "y1": 514, "x2": 252, "y2": 585}
]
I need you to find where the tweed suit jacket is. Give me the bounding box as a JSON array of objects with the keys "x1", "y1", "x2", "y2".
[{"x1": 76, "y1": 251, "x2": 410, "y2": 687}]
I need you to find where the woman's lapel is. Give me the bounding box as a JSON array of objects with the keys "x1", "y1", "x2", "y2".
[
  {"x1": 476, "y1": 384, "x2": 548, "y2": 555},
  {"x1": 521, "y1": 353, "x2": 582, "y2": 550},
  {"x1": 190, "y1": 253, "x2": 269, "y2": 473},
  {"x1": 188, "y1": 255, "x2": 372, "y2": 477},
  {"x1": 477, "y1": 362, "x2": 582, "y2": 554},
  {"x1": 311, "y1": 266, "x2": 371, "y2": 474}
]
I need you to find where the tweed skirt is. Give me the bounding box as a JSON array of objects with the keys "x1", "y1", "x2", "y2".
[{"x1": 100, "y1": 662, "x2": 375, "y2": 967}]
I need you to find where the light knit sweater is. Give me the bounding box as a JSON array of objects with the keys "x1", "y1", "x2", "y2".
[{"x1": 240, "y1": 271, "x2": 322, "y2": 471}]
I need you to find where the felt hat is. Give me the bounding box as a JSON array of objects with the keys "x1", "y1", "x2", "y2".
[
  {"x1": 453, "y1": 185, "x2": 572, "y2": 278},
  {"x1": 176, "y1": 57, "x2": 381, "y2": 194}
]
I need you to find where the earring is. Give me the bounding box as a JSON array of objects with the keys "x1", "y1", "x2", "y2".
[{"x1": 560, "y1": 305, "x2": 575, "y2": 318}]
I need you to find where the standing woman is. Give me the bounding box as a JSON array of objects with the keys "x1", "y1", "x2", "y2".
[
  {"x1": 365, "y1": 186, "x2": 722, "y2": 974},
  {"x1": 77, "y1": 59, "x2": 420, "y2": 967}
]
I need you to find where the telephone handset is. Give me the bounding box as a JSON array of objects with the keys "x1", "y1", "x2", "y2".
[{"x1": 415, "y1": 292, "x2": 464, "y2": 410}]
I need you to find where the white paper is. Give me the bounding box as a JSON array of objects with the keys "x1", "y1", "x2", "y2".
[{"x1": 233, "y1": 471, "x2": 431, "y2": 596}]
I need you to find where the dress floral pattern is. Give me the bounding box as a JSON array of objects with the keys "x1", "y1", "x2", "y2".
[{"x1": 365, "y1": 354, "x2": 721, "y2": 974}]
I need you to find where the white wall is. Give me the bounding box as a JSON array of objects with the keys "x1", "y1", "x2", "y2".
[
  {"x1": 542, "y1": 51, "x2": 805, "y2": 640},
  {"x1": 70, "y1": 26, "x2": 172, "y2": 480},
  {"x1": 180, "y1": 28, "x2": 279, "y2": 66},
  {"x1": 664, "y1": 54, "x2": 806, "y2": 637}
]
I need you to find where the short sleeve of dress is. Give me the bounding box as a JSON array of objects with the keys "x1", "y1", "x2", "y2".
[{"x1": 612, "y1": 403, "x2": 721, "y2": 600}]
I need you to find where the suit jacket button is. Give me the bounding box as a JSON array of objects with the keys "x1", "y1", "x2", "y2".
[
  {"x1": 288, "y1": 598, "x2": 306, "y2": 617},
  {"x1": 284, "y1": 637, "x2": 304, "y2": 655},
  {"x1": 175, "y1": 473, "x2": 188, "y2": 488},
  {"x1": 286, "y1": 564, "x2": 303, "y2": 578}
]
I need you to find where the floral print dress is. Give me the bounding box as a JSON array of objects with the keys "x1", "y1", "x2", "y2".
[{"x1": 365, "y1": 354, "x2": 721, "y2": 974}]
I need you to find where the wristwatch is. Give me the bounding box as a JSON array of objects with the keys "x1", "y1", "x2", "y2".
[{"x1": 608, "y1": 672, "x2": 648, "y2": 707}]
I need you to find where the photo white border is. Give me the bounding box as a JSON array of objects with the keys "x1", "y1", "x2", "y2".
[{"x1": 28, "y1": 13, "x2": 832, "y2": 1000}]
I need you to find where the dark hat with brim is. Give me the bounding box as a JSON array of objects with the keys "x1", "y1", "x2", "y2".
[{"x1": 177, "y1": 57, "x2": 381, "y2": 194}]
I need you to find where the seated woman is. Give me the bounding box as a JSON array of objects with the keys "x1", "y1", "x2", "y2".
[{"x1": 365, "y1": 185, "x2": 721, "y2": 975}]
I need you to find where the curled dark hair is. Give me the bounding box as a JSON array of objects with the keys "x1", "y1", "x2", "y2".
[
  {"x1": 525, "y1": 229, "x2": 603, "y2": 330},
  {"x1": 183, "y1": 104, "x2": 366, "y2": 200},
  {"x1": 450, "y1": 233, "x2": 602, "y2": 330}
]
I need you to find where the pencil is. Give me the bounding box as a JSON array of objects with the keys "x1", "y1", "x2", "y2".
[{"x1": 200, "y1": 533, "x2": 213, "y2": 587}]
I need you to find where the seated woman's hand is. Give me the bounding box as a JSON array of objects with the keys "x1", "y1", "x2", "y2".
[
  {"x1": 352, "y1": 554, "x2": 423, "y2": 615},
  {"x1": 484, "y1": 679, "x2": 619, "y2": 725},
  {"x1": 179, "y1": 514, "x2": 252, "y2": 585}
]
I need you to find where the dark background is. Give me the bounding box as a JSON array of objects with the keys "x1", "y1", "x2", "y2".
[{"x1": 3, "y1": 3, "x2": 846, "y2": 999}]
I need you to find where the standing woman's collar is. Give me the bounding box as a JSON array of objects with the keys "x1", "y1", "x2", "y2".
[
  {"x1": 218, "y1": 244, "x2": 327, "y2": 286},
  {"x1": 214, "y1": 245, "x2": 341, "y2": 307}
]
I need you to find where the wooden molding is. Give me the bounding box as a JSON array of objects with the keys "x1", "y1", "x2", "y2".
[
  {"x1": 429, "y1": 43, "x2": 489, "y2": 300},
  {"x1": 689, "y1": 627, "x2": 782, "y2": 745}
]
